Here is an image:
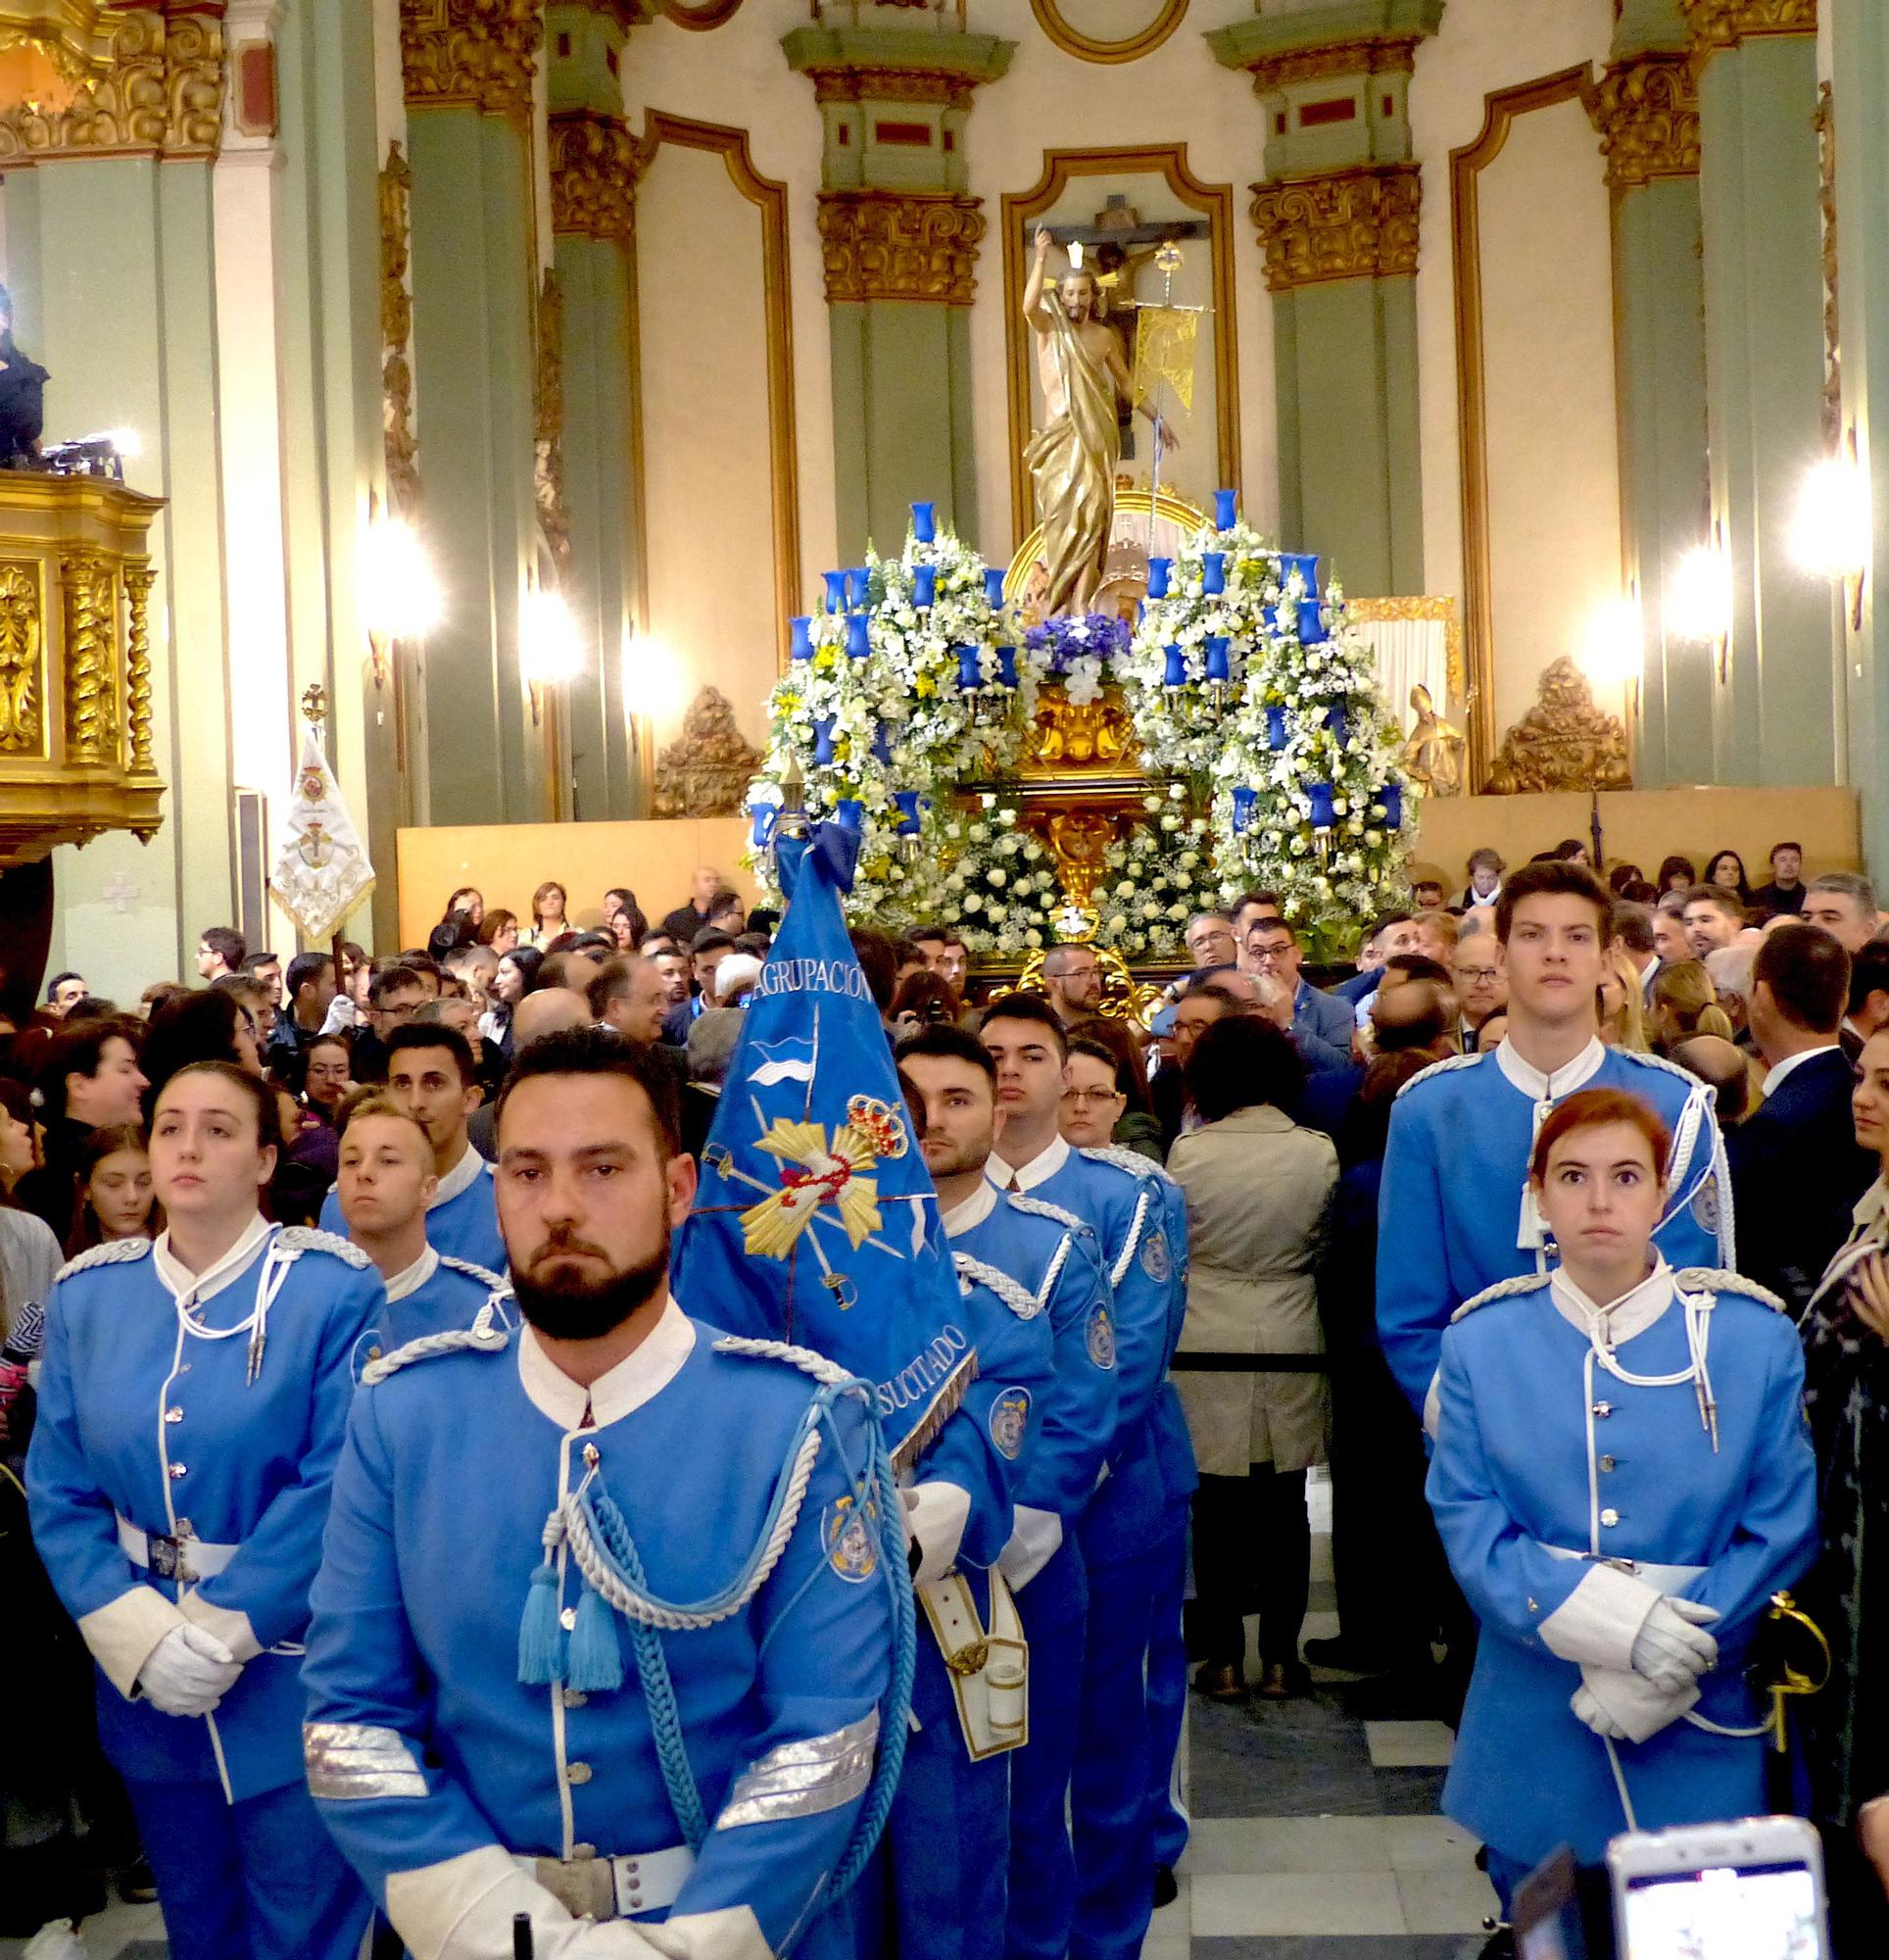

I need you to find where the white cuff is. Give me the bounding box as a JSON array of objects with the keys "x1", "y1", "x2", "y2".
[
  {"x1": 179, "y1": 1590, "x2": 264, "y2": 1663},
  {"x1": 1538, "y1": 1563, "x2": 1663, "y2": 1673},
  {"x1": 996, "y1": 1505, "x2": 1063, "y2": 1591},
  {"x1": 903, "y1": 1481, "x2": 972, "y2": 1586},
  {"x1": 642, "y1": 1907, "x2": 772, "y2": 1960},
  {"x1": 1575, "y1": 1662, "x2": 1699, "y2": 1744},
  {"x1": 78, "y1": 1586, "x2": 187, "y2": 1699}
]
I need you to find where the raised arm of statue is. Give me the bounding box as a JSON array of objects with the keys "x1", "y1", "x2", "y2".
[{"x1": 1024, "y1": 227, "x2": 1055, "y2": 333}]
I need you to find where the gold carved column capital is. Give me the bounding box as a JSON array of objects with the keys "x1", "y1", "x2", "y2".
[
  {"x1": 548, "y1": 108, "x2": 645, "y2": 245},
  {"x1": 816, "y1": 189, "x2": 987, "y2": 307},
  {"x1": 399, "y1": 0, "x2": 543, "y2": 122},
  {"x1": 0, "y1": 4, "x2": 225, "y2": 165},
  {"x1": 1584, "y1": 52, "x2": 1701, "y2": 189},
  {"x1": 1680, "y1": 0, "x2": 1816, "y2": 61},
  {"x1": 1249, "y1": 163, "x2": 1420, "y2": 293}
]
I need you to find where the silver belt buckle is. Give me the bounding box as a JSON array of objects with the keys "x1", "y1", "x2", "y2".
[
  {"x1": 534, "y1": 1849, "x2": 615, "y2": 1923},
  {"x1": 147, "y1": 1534, "x2": 184, "y2": 1582}
]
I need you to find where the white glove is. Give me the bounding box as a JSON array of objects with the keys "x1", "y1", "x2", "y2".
[
  {"x1": 136, "y1": 1621, "x2": 241, "y2": 1716},
  {"x1": 1628, "y1": 1596, "x2": 1719, "y2": 1693},
  {"x1": 1572, "y1": 1684, "x2": 1628, "y2": 1740}
]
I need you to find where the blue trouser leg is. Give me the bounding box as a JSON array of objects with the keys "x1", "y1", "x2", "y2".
[
  {"x1": 127, "y1": 1777, "x2": 249, "y2": 1960},
  {"x1": 1483, "y1": 1847, "x2": 1532, "y2": 1922},
  {"x1": 1069, "y1": 1546, "x2": 1159, "y2": 1960},
  {"x1": 1142, "y1": 1516, "x2": 1190, "y2": 1873},
  {"x1": 888, "y1": 1642, "x2": 1009, "y2": 1960},
  {"x1": 234, "y1": 1777, "x2": 373, "y2": 1960},
  {"x1": 1004, "y1": 1537, "x2": 1089, "y2": 1960}
]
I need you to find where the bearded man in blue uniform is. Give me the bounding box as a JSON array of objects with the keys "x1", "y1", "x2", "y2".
[
  {"x1": 1379, "y1": 859, "x2": 1732, "y2": 1416},
  {"x1": 303, "y1": 1030, "x2": 901, "y2": 1960}
]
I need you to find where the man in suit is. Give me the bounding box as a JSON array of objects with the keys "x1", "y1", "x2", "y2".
[
  {"x1": 1847, "y1": 936, "x2": 1889, "y2": 1056},
  {"x1": 1728, "y1": 921, "x2": 1879, "y2": 1317},
  {"x1": 1610, "y1": 900, "x2": 1659, "y2": 1004},
  {"x1": 1244, "y1": 916, "x2": 1353, "y2": 1072}
]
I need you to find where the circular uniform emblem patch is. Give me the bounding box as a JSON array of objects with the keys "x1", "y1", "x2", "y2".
[
  {"x1": 1140, "y1": 1227, "x2": 1172, "y2": 1284},
  {"x1": 824, "y1": 1495, "x2": 878, "y2": 1584},
  {"x1": 990, "y1": 1388, "x2": 1032, "y2": 1461},
  {"x1": 1087, "y1": 1302, "x2": 1117, "y2": 1370},
  {"x1": 1690, "y1": 1178, "x2": 1719, "y2": 1236}
]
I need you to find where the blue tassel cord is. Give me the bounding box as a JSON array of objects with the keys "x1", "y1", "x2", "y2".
[
  {"x1": 566, "y1": 1582, "x2": 626, "y2": 1693},
  {"x1": 518, "y1": 1561, "x2": 567, "y2": 1685}
]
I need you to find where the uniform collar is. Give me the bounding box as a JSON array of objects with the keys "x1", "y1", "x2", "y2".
[
  {"x1": 431, "y1": 1142, "x2": 485, "y2": 1208},
  {"x1": 152, "y1": 1212, "x2": 273, "y2": 1306},
  {"x1": 1548, "y1": 1256, "x2": 1673, "y2": 1347},
  {"x1": 986, "y1": 1131, "x2": 1069, "y2": 1193},
  {"x1": 383, "y1": 1244, "x2": 441, "y2": 1303},
  {"x1": 942, "y1": 1178, "x2": 997, "y2": 1238},
  {"x1": 516, "y1": 1295, "x2": 696, "y2": 1432},
  {"x1": 1496, "y1": 1033, "x2": 1605, "y2": 1102}
]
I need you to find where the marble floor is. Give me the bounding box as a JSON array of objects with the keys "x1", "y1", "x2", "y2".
[{"x1": 4, "y1": 1478, "x2": 1491, "y2": 1959}]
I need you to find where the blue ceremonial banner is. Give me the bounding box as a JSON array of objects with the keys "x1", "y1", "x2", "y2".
[{"x1": 672, "y1": 822, "x2": 976, "y2": 1469}]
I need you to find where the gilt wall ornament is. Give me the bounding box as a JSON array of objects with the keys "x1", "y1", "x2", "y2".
[
  {"x1": 549, "y1": 108, "x2": 644, "y2": 245},
  {"x1": 1681, "y1": 0, "x2": 1816, "y2": 58},
  {"x1": 123, "y1": 562, "x2": 156, "y2": 776},
  {"x1": 816, "y1": 191, "x2": 986, "y2": 308},
  {"x1": 1239, "y1": 34, "x2": 1421, "y2": 94},
  {"x1": 1585, "y1": 53, "x2": 1701, "y2": 189},
  {"x1": 1816, "y1": 80, "x2": 1838, "y2": 445},
  {"x1": 0, "y1": 6, "x2": 224, "y2": 163},
  {"x1": 1484, "y1": 656, "x2": 1630, "y2": 795},
  {"x1": 60, "y1": 549, "x2": 116, "y2": 766},
  {"x1": 379, "y1": 140, "x2": 420, "y2": 520},
  {"x1": 1250, "y1": 164, "x2": 1420, "y2": 293},
  {"x1": 399, "y1": 0, "x2": 543, "y2": 122},
  {"x1": 0, "y1": 562, "x2": 40, "y2": 755},
  {"x1": 534, "y1": 269, "x2": 570, "y2": 569},
  {"x1": 653, "y1": 685, "x2": 762, "y2": 818},
  {"x1": 801, "y1": 65, "x2": 978, "y2": 111}
]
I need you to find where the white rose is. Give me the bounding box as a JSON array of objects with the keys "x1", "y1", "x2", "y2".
[
  {"x1": 1109, "y1": 914, "x2": 1128, "y2": 935},
  {"x1": 1161, "y1": 814, "x2": 1180, "y2": 832},
  {"x1": 1024, "y1": 929, "x2": 1042, "y2": 949},
  {"x1": 1180, "y1": 851, "x2": 1199, "y2": 869},
  {"x1": 990, "y1": 869, "x2": 1007, "y2": 888},
  {"x1": 997, "y1": 808, "x2": 1017, "y2": 826},
  {"x1": 1115, "y1": 879, "x2": 1135, "y2": 899},
  {"x1": 1165, "y1": 903, "x2": 1187, "y2": 922},
  {"x1": 1024, "y1": 843, "x2": 1043, "y2": 861},
  {"x1": 963, "y1": 894, "x2": 983, "y2": 912}
]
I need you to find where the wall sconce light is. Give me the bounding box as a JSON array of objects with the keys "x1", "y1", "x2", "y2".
[
  {"x1": 1792, "y1": 438, "x2": 1869, "y2": 629},
  {"x1": 1666, "y1": 544, "x2": 1732, "y2": 649},
  {"x1": 361, "y1": 511, "x2": 441, "y2": 690},
  {"x1": 522, "y1": 585, "x2": 582, "y2": 724},
  {"x1": 1580, "y1": 594, "x2": 1644, "y2": 691}
]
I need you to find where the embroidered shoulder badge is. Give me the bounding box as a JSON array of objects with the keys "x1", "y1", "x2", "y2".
[
  {"x1": 1448, "y1": 1271, "x2": 1552, "y2": 1323},
  {"x1": 1087, "y1": 1300, "x2": 1117, "y2": 1369},
  {"x1": 1689, "y1": 1178, "x2": 1720, "y2": 1236},
  {"x1": 439, "y1": 1254, "x2": 510, "y2": 1293},
  {"x1": 1140, "y1": 1226, "x2": 1172, "y2": 1284},
  {"x1": 1671, "y1": 1267, "x2": 1787, "y2": 1313},
  {"x1": 1393, "y1": 1052, "x2": 1481, "y2": 1102},
  {"x1": 55, "y1": 1238, "x2": 152, "y2": 1282},
  {"x1": 1078, "y1": 1144, "x2": 1170, "y2": 1184},
  {"x1": 276, "y1": 1226, "x2": 372, "y2": 1269},
  {"x1": 990, "y1": 1388, "x2": 1032, "y2": 1462},
  {"x1": 824, "y1": 1494, "x2": 879, "y2": 1584}
]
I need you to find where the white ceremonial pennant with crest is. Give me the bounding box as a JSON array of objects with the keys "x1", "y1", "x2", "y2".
[{"x1": 272, "y1": 725, "x2": 375, "y2": 942}]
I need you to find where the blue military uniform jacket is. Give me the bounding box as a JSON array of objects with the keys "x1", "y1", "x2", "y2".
[
  {"x1": 26, "y1": 1220, "x2": 384, "y2": 1801},
  {"x1": 371, "y1": 1245, "x2": 515, "y2": 1355},
  {"x1": 1377, "y1": 1039, "x2": 1731, "y2": 1412},
  {"x1": 321, "y1": 1142, "x2": 506, "y2": 1276},
  {"x1": 303, "y1": 1300, "x2": 894, "y2": 1960},
  {"x1": 1426, "y1": 1260, "x2": 1816, "y2": 1867}
]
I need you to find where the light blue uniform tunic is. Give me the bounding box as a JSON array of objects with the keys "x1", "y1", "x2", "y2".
[{"x1": 321, "y1": 1141, "x2": 507, "y2": 1277}]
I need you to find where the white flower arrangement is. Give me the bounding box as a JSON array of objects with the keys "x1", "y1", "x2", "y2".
[
  {"x1": 1090, "y1": 794, "x2": 1202, "y2": 959},
  {"x1": 929, "y1": 803, "x2": 1064, "y2": 956}
]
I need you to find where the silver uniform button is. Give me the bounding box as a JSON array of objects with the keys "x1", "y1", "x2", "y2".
[
  {"x1": 1600, "y1": 1507, "x2": 1621, "y2": 1528},
  {"x1": 175, "y1": 1520, "x2": 192, "y2": 1536},
  {"x1": 559, "y1": 1607, "x2": 578, "y2": 1633},
  {"x1": 165, "y1": 1407, "x2": 183, "y2": 1424},
  {"x1": 1599, "y1": 1454, "x2": 1616, "y2": 1473},
  {"x1": 566, "y1": 1761, "x2": 592, "y2": 1785},
  {"x1": 563, "y1": 1689, "x2": 588, "y2": 1708},
  {"x1": 169, "y1": 1462, "x2": 187, "y2": 1479},
  {"x1": 1592, "y1": 1402, "x2": 1613, "y2": 1418}
]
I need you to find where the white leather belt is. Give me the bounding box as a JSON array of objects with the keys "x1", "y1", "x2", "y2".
[
  {"x1": 117, "y1": 1514, "x2": 239, "y2": 1583},
  {"x1": 513, "y1": 1844, "x2": 695, "y2": 1921},
  {"x1": 1541, "y1": 1544, "x2": 1707, "y2": 1593}
]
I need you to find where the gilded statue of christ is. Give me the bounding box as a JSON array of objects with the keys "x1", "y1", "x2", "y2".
[{"x1": 1022, "y1": 226, "x2": 1174, "y2": 617}]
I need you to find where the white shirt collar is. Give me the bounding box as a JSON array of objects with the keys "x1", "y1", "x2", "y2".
[
  {"x1": 152, "y1": 1213, "x2": 273, "y2": 1306},
  {"x1": 1761, "y1": 1044, "x2": 1840, "y2": 1097},
  {"x1": 1496, "y1": 1033, "x2": 1606, "y2": 1103},
  {"x1": 986, "y1": 1131, "x2": 1070, "y2": 1194},
  {"x1": 1548, "y1": 1256, "x2": 1674, "y2": 1347},
  {"x1": 383, "y1": 1245, "x2": 441, "y2": 1303},
  {"x1": 431, "y1": 1142, "x2": 485, "y2": 1208},
  {"x1": 1853, "y1": 1178, "x2": 1889, "y2": 1236},
  {"x1": 942, "y1": 1179, "x2": 997, "y2": 1238},
  {"x1": 515, "y1": 1294, "x2": 696, "y2": 1432}
]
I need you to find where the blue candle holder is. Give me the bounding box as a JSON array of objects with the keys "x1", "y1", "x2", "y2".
[
  {"x1": 846, "y1": 613, "x2": 871, "y2": 660},
  {"x1": 1202, "y1": 552, "x2": 1227, "y2": 595},
  {"x1": 893, "y1": 790, "x2": 923, "y2": 836},
  {"x1": 836, "y1": 798, "x2": 864, "y2": 832},
  {"x1": 1266, "y1": 704, "x2": 1288, "y2": 751},
  {"x1": 1214, "y1": 488, "x2": 1236, "y2": 531},
  {"x1": 823, "y1": 570, "x2": 846, "y2": 614},
  {"x1": 956, "y1": 646, "x2": 982, "y2": 692},
  {"x1": 1379, "y1": 783, "x2": 1403, "y2": 830},
  {"x1": 1231, "y1": 786, "x2": 1257, "y2": 833},
  {"x1": 912, "y1": 564, "x2": 938, "y2": 610},
  {"x1": 813, "y1": 717, "x2": 837, "y2": 766},
  {"x1": 911, "y1": 501, "x2": 936, "y2": 544},
  {"x1": 789, "y1": 615, "x2": 812, "y2": 661},
  {"x1": 871, "y1": 721, "x2": 893, "y2": 765},
  {"x1": 1146, "y1": 557, "x2": 1172, "y2": 599},
  {"x1": 1308, "y1": 781, "x2": 1336, "y2": 831},
  {"x1": 1260, "y1": 605, "x2": 1279, "y2": 633},
  {"x1": 1205, "y1": 635, "x2": 1231, "y2": 684},
  {"x1": 750, "y1": 804, "x2": 777, "y2": 851},
  {"x1": 1163, "y1": 644, "x2": 1187, "y2": 688},
  {"x1": 1325, "y1": 704, "x2": 1349, "y2": 747},
  {"x1": 847, "y1": 565, "x2": 872, "y2": 609},
  {"x1": 995, "y1": 645, "x2": 1017, "y2": 689},
  {"x1": 1280, "y1": 552, "x2": 1320, "y2": 598},
  {"x1": 1298, "y1": 599, "x2": 1328, "y2": 645},
  {"x1": 983, "y1": 566, "x2": 1006, "y2": 610}
]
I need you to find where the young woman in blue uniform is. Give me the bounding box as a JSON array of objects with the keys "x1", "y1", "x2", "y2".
[
  {"x1": 1426, "y1": 1086, "x2": 1817, "y2": 1913},
  {"x1": 26, "y1": 1060, "x2": 383, "y2": 1960}
]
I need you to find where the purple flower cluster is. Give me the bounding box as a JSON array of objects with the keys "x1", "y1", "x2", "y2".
[{"x1": 1023, "y1": 612, "x2": 1134, "y2": 673}]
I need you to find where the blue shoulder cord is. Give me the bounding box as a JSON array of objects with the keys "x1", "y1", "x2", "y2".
[{"x1": 569, "y1": 1373, "x2": 915, "y2": 1895}]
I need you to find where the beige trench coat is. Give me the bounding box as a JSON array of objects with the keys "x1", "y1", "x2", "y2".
[{"x1": 1168, "y1": 1103, "x2": 1337, "y2": 1477}]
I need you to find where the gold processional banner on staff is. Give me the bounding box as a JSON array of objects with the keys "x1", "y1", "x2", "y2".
[{"x1": 1132, "y1": 306, "x2": 1197, "y2": 415}]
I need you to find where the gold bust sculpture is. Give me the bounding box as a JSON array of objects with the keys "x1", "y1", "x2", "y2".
[{"x1": 1402, "y1": 684, "x2": 1467, "y2": 797}]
